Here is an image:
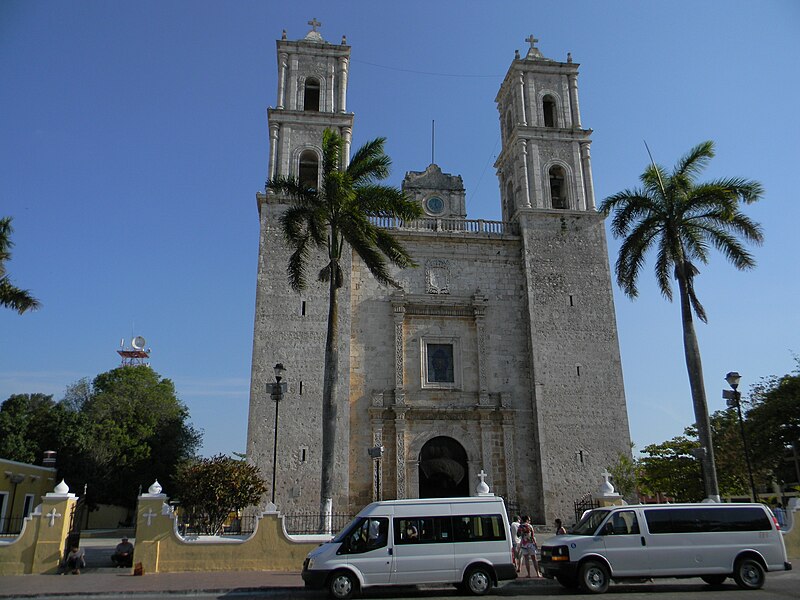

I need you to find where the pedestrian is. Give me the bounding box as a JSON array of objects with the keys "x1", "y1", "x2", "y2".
[
  {"x1": 555, "y1": 518, "x2": 567, "y2": 535},
  {"x1": 510, "y1": 515, "x2": 521, "y2": 571},
  {"x1": 65, "y1": 545, "x2": 85, "y2": 574},
  {"x1": 774, "y1": 503, "x2": 787, "y2": 529},
  {"x1": 517, "y1": 515, "x2": 540, "y2": 578},
  {"x1": 111, "y1": 536, "x2": 134, "y2": 567}
]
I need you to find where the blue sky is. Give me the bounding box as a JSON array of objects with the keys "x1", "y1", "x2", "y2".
[{"x1": 2, "y1": 1, "x2": 798, "y2": 461}]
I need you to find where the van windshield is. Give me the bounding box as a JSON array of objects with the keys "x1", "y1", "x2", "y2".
[
  {"x1": 332, "y1": 516, "x2": 362, "y2": 543},
  {"x1": 571, "y1": 509, "x2": 610, "y2": 535}
]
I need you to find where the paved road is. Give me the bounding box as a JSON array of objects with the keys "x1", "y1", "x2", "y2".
[{"x1": 7, "y1": 571, "x2": 799, "y2": 599}]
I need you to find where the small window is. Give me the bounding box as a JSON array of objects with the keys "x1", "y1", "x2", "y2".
[
  {"x1": 543, "y1": 95, "x2": 558, "y2": 127},
  {"x1": 22, "y1": 494, "x2": 34, "y2": 518},
  {"x1": 300, "y1": 446, "x2": 307, "y2": 462},
  {"x1": 549, "y1": 165, "x2": 568, "y2": 209},
  {"x1": 453, "y1": 514, "x2": 506, "y2": 542},
  {"x1": 427, "y1": 344, "x2": 454, "y2": 383},
  {"x1": 298, "y1": 150, "x2": 319, "y2": 190},
  {"x1": 394, "y1": 517, "x2": 453, "y2": 544},
  {"x1": 303, "y1": 78, "x2": 320, "y2": 111}
]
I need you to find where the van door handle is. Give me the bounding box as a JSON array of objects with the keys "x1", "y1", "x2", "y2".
[
  {"x1": 640, "y1": 536, "x2": 646, "y2": 546},
  {"x1": 388, "y1": 548, "x2": 393, "y2": 555}
]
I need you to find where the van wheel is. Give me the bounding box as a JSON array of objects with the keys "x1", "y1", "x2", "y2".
[
  {"x1": 579, "y1": 560, "x2": 610, "y2": 594},
  {"x1": 733, "y1": 557, "x2": 765, "y2": 590},
  {"x1": 464, "y1": 565, "x2": 493, "y2": 595},
  {"x1": 701, "y1": 575, "x2": 727, "y2": 586},
  {"x1": 556, "y1": 574, "x2": 580, "y2": 589},
  {"x1": 328, "y1": 570, "x2": 358, "y2": 600}
]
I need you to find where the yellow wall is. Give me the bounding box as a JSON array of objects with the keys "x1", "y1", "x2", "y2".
[
  {"x1": 134, "y1": 494, "x2": 319, "y2": 573},
  {"x1": 1, "y1": 459, "x2": 57, "y2": 524},
  {"x1": 0, "y1": 488, "x2": 76, "y2": 575}
]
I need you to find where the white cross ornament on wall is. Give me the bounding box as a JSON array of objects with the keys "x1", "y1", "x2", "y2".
[
  {"x1": 142, "y1": 508, "x2": 157, "y2": 526},
  {"x1": 46, "y1": 508, "x2": 62, "y2": 527}
]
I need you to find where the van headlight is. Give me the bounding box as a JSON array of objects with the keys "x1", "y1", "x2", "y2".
[
  {"x1": 549, "y1": 545, "x2": 570, "y2": 561},
  {"x1": 307, "y1": 558, "x2": 315, "y2": 570}
]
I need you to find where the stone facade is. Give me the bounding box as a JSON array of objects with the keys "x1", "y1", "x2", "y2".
[{"x1": 246, "y1": 24, "x2": 631, "y2": 524}]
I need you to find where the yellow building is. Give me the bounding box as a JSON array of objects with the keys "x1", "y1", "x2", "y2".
[{"x1": 1, "y1": 456, "x2": 57, "y2": 534}]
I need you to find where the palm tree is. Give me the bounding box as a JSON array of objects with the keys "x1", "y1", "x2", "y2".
[
  {"x1": 0, "y1": 216, "x2": 40, "y2": 314},
  {"x1": 267, "y1": 129, "x2": 422, "y2": 528},
  {"x1": 599, "y1": 141, "x2": 763, "y2": 501}
]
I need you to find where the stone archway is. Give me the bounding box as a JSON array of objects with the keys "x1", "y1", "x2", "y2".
[{"x1": 418, "y1": 436, "x2": 469, "y2": 498}]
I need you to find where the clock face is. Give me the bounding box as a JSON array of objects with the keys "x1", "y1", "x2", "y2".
[{"x1": 426, "y1": 196, "x2": 445, "y2": 215}]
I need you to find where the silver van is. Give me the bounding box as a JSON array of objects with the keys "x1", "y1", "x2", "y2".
[
  {"x1": 301, "y1": 496, "x2": 516, "y2": 598},
  {"x1": 540, "y1": 503, "x2": 791, "y2": 593}
]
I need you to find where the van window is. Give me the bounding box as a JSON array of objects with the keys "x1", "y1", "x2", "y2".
[
  {"x1": 337, "y1": 517, "x2": 389, "y2": 554},
  {"x1": 394, "y1": 517, "x2": 453, "y2": 544},
  {"x1": 644, "y1": 507, "x2": 771, "y2": 534},
  {"x1": 453, "y1": 514, "x2": 506, "y2": 542},
  {"x1": 603, "y1": 510, "x2": 640, "y2": 535},
  {"x1": 572, "y1": 509, "x2": 610, "y2": 536}
]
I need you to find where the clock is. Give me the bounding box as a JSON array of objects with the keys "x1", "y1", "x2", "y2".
[{"x1": 426, "y1": 196, "x2": 445, "y2": 215}]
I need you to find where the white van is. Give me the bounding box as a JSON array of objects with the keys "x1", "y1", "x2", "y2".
[
  {"x1": 301, "y1": 496, "x2": 516, "y2": 598},
  {"x1": 540, "y1": 503, "x2": 791, "y2": 593}
]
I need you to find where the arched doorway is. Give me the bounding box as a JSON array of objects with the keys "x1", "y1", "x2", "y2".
[{"x1": 418, "y1": 436, "x2": 469, "y2": 498}]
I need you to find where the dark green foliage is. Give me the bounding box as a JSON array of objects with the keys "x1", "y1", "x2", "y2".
[
  {"x1": 174, "y1": 454, "x2": 267, "y2": 535},
  {"x1": 0, "y1": 366, "x2": 202, "y2": 509},
  {"x1": 0, "y1": 216, "x2": 40, "y2": 314}
]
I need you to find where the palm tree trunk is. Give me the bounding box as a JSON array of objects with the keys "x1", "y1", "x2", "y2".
[
  {"x1": 319, "y1": 268, "x2": 339, "y2": 532},
  {"x1": 676, "y1": 265, "x2": 720, "y2": 501}
]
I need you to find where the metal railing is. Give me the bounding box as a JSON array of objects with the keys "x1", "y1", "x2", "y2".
[
  {"x1": 0, "y1": 516, "x2": 25, "y2": 537},
  {"x1": 175, "y1": 513, "x2": 355, "y2": 537},
  {"x1": 573, "y1": 493, "x2": 599, "y2": 525}
]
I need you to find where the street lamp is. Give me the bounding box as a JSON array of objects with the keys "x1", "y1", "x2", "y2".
[
  {"x1": 267, "y1": 363, "x2": 287, "y2": 505},
  {"x1": 368, "y1": 445, "x2": 384, "y2": 501},
  {"x1": 723, "y1": 371, "x2": 758, "y2": 502}
]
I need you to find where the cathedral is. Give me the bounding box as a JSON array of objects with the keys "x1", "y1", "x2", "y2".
[{"x1": 245, "y1": 21, "x2": 631, "y2": 524}]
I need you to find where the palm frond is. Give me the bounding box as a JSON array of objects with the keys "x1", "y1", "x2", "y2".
[
  {"x1": 0, "y1": 277, "x2": 41, "y2": 314},
  {"x1": 674, "y1": 141, "x2": 714, "y2": 181},
  {"x1": 348, "y1": 137, "x2": 391, "y2": 184}
]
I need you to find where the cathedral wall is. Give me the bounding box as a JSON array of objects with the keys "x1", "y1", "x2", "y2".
[
  {"x1": 518, "y1": 210, "x2": 631, "y2": 523},
  {"x1": 246, "y1": 199, "x2": 352, "y2": 514},
  {"x1": 348, "y1": 233, "x2": 547, "y2": 516}
]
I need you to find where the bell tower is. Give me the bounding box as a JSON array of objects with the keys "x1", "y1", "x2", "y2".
[
  {"x1": 265, "y1": 19, "x2": 355, "y2": 194},
  {"x1": 247, "y1": 20, "x2": 356, "y2": 513},
  {"x1": 494, "y1": 35, "x2": 595, "y2": 220}
]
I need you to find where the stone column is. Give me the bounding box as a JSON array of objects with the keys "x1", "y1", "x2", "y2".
[
  {"x1": 338, "y1": 56, "x2": 349, "y2": 113},
  {"x1": 501, "y1": 404, "x2": 518, "y2": 504},
  {"x1": 31, "y1": 480, "x2": 77, "y2": 574},
  {"x1": 580, "y1": 142, "x2": 596, "y2": 210},
  {"x1": 478, "y1": 410, "x2": 494, "y2": 492},
  {"x1": 288, "y1": 55, "x2": 299, "y2": 110},
  {"x1": 517, "y1": 73, "x2": 527, "y2": 126},
  {"x1": 277, "y1": 52, "x2": 288, "y2": 109},
  {"x1": 474, "y1": 294, "x2": 490, "y2": 405},
  {"x1": 519, "y1": 140, "x2": 532, "y2": 208},
  {"x1": 395, "y1": 408, "x2": 408, "y2": 499},
  {"x1": 568, "y1": 73, "x2": 582, "y2": 128},
  {"x1": 268, "y1": 123, "x2": 280, "y2": 182},
  {"x1": 327, "y1": 62, "x2": 335, "y2": 113},
  {"x1": 341, "y1": 126, "x2": 352, "y2": 169}
]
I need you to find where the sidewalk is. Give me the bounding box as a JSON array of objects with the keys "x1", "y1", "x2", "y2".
[{"x1": 0, "y1": 570, "x2": 554, "y2": 598}]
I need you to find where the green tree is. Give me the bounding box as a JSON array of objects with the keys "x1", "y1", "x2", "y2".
[
  {"x1": 267, "y1": 129, "x2": 422, "y2": 525},
  {"x1": 747, "y1": 363, "x2": 800, "y2": 489},
  {"x1": 0, "y1": 217, "x2": 40, "y2": 314},
  {"x1": 78, "y1": 365, "x2": 202, "y2": 507},
  {"x1": 175, "y1": 454, "x2": 268, "y2": 535},
  {"x1": 607, "y1": 447, "x2": 643, "y2": 502},
  {"x1": 600, "y1": 141, "x2": 763, "y2": 500},
  {"x1": 639, "y1": 435, "x2": 704, "y2": 502},
  {"x1": 1, "y1": 366, "x2": 201, "y2": 509}
]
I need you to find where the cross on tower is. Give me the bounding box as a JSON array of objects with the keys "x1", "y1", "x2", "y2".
[
  {"x1": 601, "y1": 470, "x2": 612, "y2": 485},
  {"x1": 308, "y1": 18, "x2": 321, "y2": 32},
  {"x1": 478, "y1": 469, "x2": 488, "y2": 485},
  {"x1": 525, "y1": 34, "x2": 539, "y2": 50}
]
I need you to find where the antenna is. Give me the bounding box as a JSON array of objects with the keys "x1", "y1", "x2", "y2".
[{"x1": 431, "y1": 120, "x2": 435, "y2": 165}]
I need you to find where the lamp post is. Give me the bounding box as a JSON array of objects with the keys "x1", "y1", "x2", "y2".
[
  {"x1": 368, "y1": 445, "x2": 384, "y2": 501},
  {"x1": 267, "y1": 363, "x2": 287, "y2": 505},
  {"x1": 723, "y1": 371, "x2": 758, "y2": 501}
]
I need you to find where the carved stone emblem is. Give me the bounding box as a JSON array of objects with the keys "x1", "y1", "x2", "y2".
[{"x1": 426, "y1": 259, "x2": 450, "y2": 294}]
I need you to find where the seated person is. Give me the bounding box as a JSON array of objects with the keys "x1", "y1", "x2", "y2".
[
  {"x1": 65, "y1": 545, "x2": 86, "y2": 574},
  {"x1": 405, "y1": 523, "x2": 418, "y2": 540},
  {"x1": 111, "y1": 536, "x2": 134, "y2": 567}
]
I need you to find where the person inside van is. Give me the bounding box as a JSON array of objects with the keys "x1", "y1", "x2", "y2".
[{"x1": 405, "y1": 522, "x2": 419, "y2": 540}]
